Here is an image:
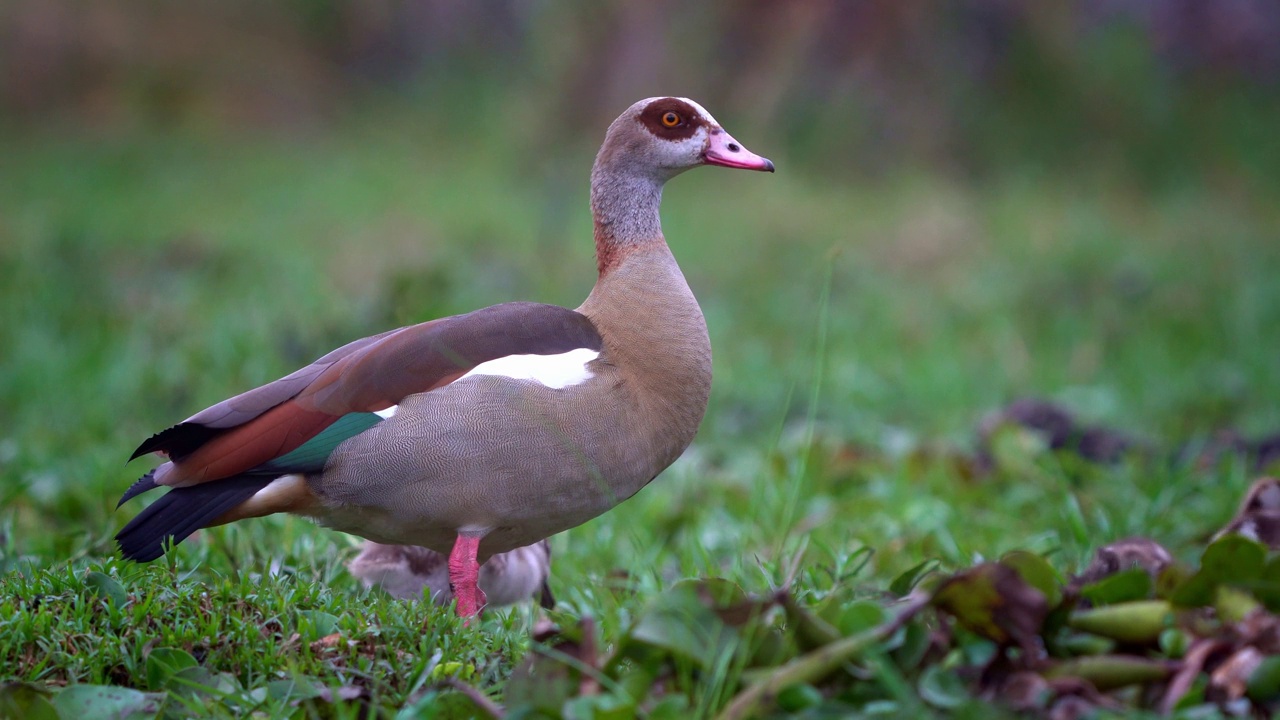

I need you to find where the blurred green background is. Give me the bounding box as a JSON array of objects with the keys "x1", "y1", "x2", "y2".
[{"x1": 1, "y1": 1, "x2": 1278, "y2": 567}]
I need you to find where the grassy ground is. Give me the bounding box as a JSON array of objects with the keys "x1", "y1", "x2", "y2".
[{"x1": 1, "y1": 107, "x2": 1278, "y2": 717}]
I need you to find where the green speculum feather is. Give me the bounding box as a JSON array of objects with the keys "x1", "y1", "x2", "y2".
[{"x1": 258, "y1": 412, "x2": 383, "y2": 474}]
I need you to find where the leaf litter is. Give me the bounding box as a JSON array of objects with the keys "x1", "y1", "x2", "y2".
[
  {"x1": 414, "y1": 399, "x2": 1280, "y2": 718},
  {"x1": 7, "y1": 399, "x2": 1280, "y2": 717}
]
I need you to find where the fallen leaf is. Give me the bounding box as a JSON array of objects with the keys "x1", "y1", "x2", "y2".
[
  {"x1": 144, "y1": 647, "x2": 197, "y2": 691},
  {"x1": 1001, "y1": 551, "x2": 1064, "y2": 607},
  {"x1": 83, "y1": 571, "x2": 129, "y2": 606},
  {"x1": 932, "y1": 563, "x2": 1049, "y2": 654},
  {"x1": 0, "y1": 683, "x2": 58, "y2": 720},
  {"x1": 1045, "y1": 655, "x2": 1172, "y2": 691},
  {"x1": 1208, "y1": 647, "x2": 1265, "y2": 705},
  {"x1": 52, "y1": 685, "x2": 160, "y2": 719},
  {"x1": 1074, "y1": 537, "x2": 1172, "y2": 588},
  {"x1": 309, "y1": 633, "x2": 349, "y2": 653},
  {"x1": 1067, "y1": 600, "x2": 1173, "y2": 644},
  {"x1": 999, "y1": 671, "x2": 1050, "y2": 711}
]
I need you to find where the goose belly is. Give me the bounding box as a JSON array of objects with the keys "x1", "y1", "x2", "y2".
[{"x1": 310, "y1": 373, "x2": 668, "y2": 555}]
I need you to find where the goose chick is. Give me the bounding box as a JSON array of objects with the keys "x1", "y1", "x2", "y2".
[{"x1": 349, "y1": 540, "x2": 553, "y2": 609}]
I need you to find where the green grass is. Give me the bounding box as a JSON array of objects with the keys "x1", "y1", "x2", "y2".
[{"x1": 1, "y1": 105, "x2": 1279, "y2": 717}]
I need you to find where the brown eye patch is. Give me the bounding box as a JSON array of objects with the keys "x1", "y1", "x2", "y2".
[{"x1": 637, "y1": 98, "x2": 706, "y2": 140}]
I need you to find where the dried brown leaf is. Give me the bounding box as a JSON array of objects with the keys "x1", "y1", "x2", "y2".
[
  {"x1": 933, "y1": 563, "x2": 1049, "y2": 655},
  {"x1": 1074, "y1": 537, "x2": 1173, "y2": 587},
  {"x1": 1207, "y1": 646, "x2": 1265, "y2": 705}
]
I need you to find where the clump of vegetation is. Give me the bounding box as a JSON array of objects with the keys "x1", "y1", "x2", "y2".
[
  {"x1": 480, "y1": 537, "x2": 1280, "y2": 719},
  {"x1": 6, "y1": 476, "x2": 1280, "y2": 718}
]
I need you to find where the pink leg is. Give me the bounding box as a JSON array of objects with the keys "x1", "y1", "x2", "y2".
[{"x1": 448, "y1": 534, "x2": 487, "y2": 620}]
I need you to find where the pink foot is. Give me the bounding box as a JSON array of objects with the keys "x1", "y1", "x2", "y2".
[{"x1": 448, "y1": 534, "x2": 487, "y2": 621}]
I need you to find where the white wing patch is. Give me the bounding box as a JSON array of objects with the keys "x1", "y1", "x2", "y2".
[
  {"x1": 460, "y1": 348, "x2": 599, "y2": 389},
  {"x1": 374, "y1": 406, "x2": 398, "y2": 419}
]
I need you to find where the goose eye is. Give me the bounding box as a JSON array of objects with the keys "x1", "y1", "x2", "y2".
[{"x1": 661, "y1": 112, "x2": 681, "y2": 127}]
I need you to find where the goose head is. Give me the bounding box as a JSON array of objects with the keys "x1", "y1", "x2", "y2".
[{"x1": 595, "y1": 97, "x2": 774, "y2": 182}]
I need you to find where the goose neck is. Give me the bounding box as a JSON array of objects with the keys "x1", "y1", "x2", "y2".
[{"x1": 590, "y1": 165, "x2": 666, "y2": 275}]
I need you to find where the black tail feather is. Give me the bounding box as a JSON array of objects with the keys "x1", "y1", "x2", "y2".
[
  {"x1": 129, "y1": 422, "x2": 222, "y2": 462},
  {"x1": 115, "y1": 475, "x2": 272, "y2": 562},
  {"x1": 116, "y1": 470, "x2": 160, "y2": 508}
]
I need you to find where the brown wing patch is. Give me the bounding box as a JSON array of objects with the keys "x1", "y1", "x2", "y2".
[
  {"x1": 298, "y1": 302, "x2": 603, "y2": 415},
  {"x1": 136, "y1": 302, "x2": 603, "y2": 487},
  {"x1": 636, "y1": 98, "x2": 707, "y2": 141}
]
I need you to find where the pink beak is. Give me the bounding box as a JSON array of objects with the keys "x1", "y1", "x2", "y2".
[{"x1": 704, "y1": 128, "x2": 775, "y2": 172}]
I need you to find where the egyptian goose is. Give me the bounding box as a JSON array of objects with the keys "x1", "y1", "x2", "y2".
[
  {"x1": 348, "y1": 540, "x2": 554, "y2": 609},
  {"x1": 115, "y1": 97, "x2": 774, "y2": 617}
]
